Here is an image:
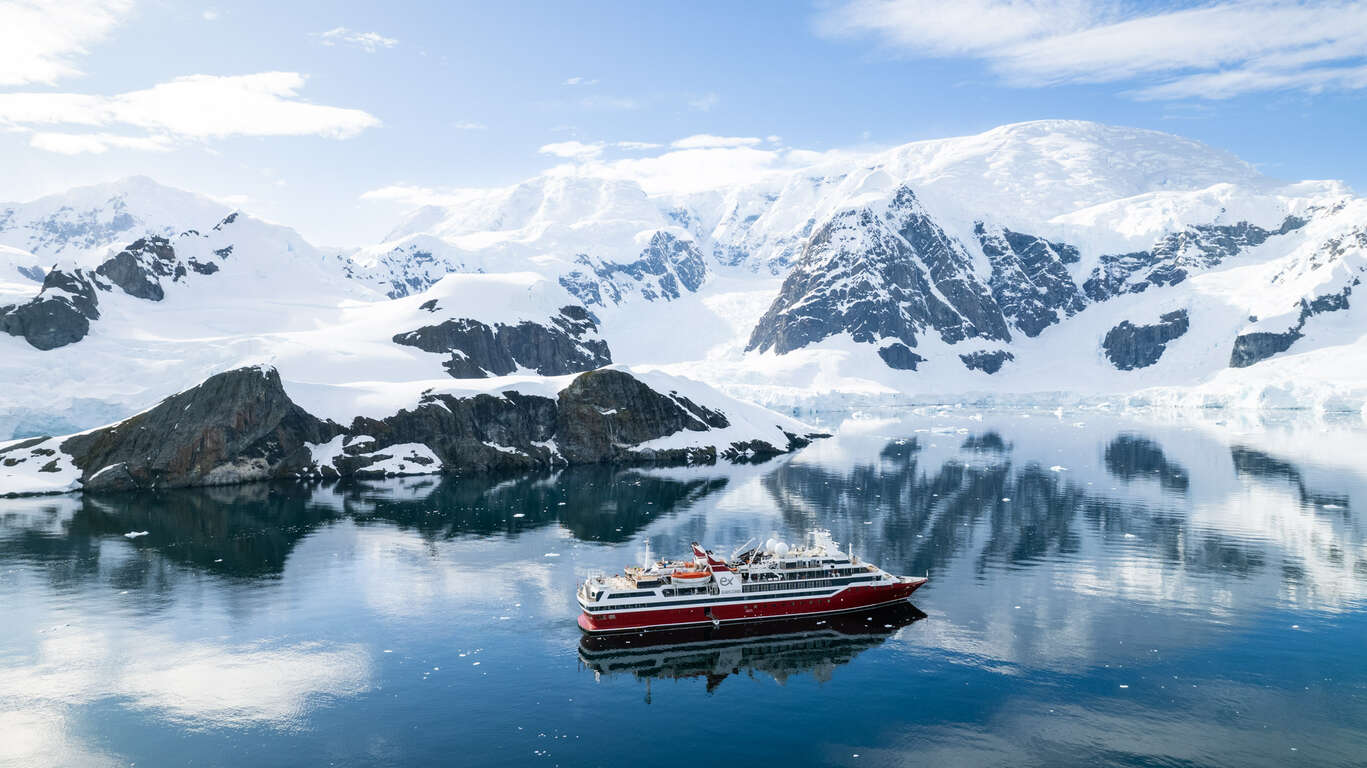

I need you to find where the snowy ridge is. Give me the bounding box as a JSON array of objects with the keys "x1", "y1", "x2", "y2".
[{"x1": 2, "y1": 120, "x2": 1367, "y2": 444}]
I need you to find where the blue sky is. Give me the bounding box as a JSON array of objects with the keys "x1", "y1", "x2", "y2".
[{"x1": 1, "y1": 0, "x2": 1365, "y2": 244}]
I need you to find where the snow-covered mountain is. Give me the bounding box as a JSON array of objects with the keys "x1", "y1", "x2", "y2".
[
  {"x1": 1, "y1": 120, "x2": 1365, "y2": 453},
  {"x1": 0, "y1": 176, "x2": 230, "y2": 275}
]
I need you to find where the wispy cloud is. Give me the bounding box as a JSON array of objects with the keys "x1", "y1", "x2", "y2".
[
  {"x1": 361, "y1": 184, "x2": 482, "y2": 207},
  {"x1": 577, "y1": 95, "x2": 640, "y2": 111},
  {"x1": 0, "y1": 72, "x2": 381, "y2": 154},
  {"x1": 28, "y1": 131, "x2": 172, "y2": 154},
  {"x1": 564, "y1": 76, "x2": 599, "y2": 86},
  {"x1": 0, "y1": 0, "x2": 133, "y2": 86},
  {"x1": 538, "y1": 140, "x2": 603, "y2": 160},
  {"x1": 820, "y1": 0, "x2": 1367, "y2": 100},
  {"x1": 317, "y1": 26, "x2": 398, "y2": 53},
  {"x1": 670, "y1": 134, "x2": 762, "y2": 149},
  {"x1": 688, "y1": 92, "x2": 719, "y2": 111},
  {"x1": 452, "y1": 120, "x2": 488, "y2": 130}
]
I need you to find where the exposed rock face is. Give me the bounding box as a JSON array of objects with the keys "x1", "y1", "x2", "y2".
[
  {"x1": 554, "y1": 369, "x2": 729, "y2": 463},
  {"x1": 94, "y1": 236, "x2": 180, "y2": 300},
  {"x1": 960, "y1": 350, "x2": 1015, "y2": 374},
  {"x1": 559, "y1": 231, "x2": 707, "y2": 306},
  {"x1": 1229, "y1": 281, "x2": 1357, "y2": 368},
  {"x1": 62, "y1": 367, "x2": 341, "y2": 491},
  {"x1": 878, "y1": 343, "x2": 925, "y2": 371},
  {"x1": 31, "y1": 366, "x2": 819, "y2": 494},
  {"x1": 748, "y1": 187, "x2": 1010, "y2": 359},
  {"x1": 0, "y1": 268, "x2": 102, "y2": 350},
  {"x1": 1102, "y1": 310, "x2": 1190, "y2": 370},
  {"x1": 392, "y1": 305, "x2": 612, "y2": 377},
  {"x1": 342, "y1": 367, "x2": 814, "y2": 474},
  {"x1": 0, "y1": 214, "x2": 241, "y2": 350},
  {"x1": 1084, "y1": 218, "x2": 1306, "y2": 301},
  {"x1": 976, "y1": 224, "x2": 1086, "y2": 337}
]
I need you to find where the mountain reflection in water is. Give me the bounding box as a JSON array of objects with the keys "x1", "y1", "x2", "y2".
[
  {"x1": 1, "y1": 409, "x2": 1365, "y2": 767},
  {"x1": 580, "y1": 602, "x2": 928, "y2": 693}
]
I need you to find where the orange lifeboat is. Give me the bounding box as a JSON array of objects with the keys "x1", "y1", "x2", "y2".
[{"x1": 671, "y1": 570, "x2": 710, "y2": 580}]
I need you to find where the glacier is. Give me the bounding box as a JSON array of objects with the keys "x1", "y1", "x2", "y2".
[{"x1": 1, "y1": 119, "x2": 1365, "y2": 451}]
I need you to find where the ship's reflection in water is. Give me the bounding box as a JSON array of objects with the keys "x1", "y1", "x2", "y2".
[
  {"x1": 2, "y1": 409, "x2": 1366, "y2": 766},
  {"x1": 580, "y1": 602, "x2": 927, "y2": 694}
]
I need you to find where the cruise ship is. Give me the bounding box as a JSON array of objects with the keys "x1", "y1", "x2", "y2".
[{"x1": 576, "y1": 530, "x2": 926, "y2": 633}]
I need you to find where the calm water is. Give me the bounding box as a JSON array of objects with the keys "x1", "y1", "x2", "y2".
[{"x1": 2, "y1": 409, "x2": 1366, "y2": 767}]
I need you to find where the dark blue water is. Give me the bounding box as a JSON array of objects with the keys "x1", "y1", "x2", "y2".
[{"x1": 2, "y1": 409, "x2": 1365, "y2": 767}]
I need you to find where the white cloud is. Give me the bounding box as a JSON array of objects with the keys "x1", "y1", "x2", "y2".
[
  {"x1": 452, "y1": 120, "x2": 488, "y2": 130},
  {"x1": 202, "y1": 9, "x2": 219, "y2": 21},
  {"x1": 564, "y1": 76, "x2": 599, "y2": 86},
  {"x1": 317, "y1": 26, "x2": 397, "y2": 53},
  {"x1": 361, "y1": 184, "x2": 495, "y2": 208},
  {"x1": 577, "y1": 95, "x2": 640, "y2": 111},
  {"x1": 366, "y1": 133, "x2": 865, "y2": 204},
  {"x1": 688, "y1": 92, "x2": 719, "y2": 111},
  {"x1": 670, "y1": 134, "x2": 763, "y2": 149},
  {"x1": 531, "y1": 134, "x2": 864, "y2": 196},
  {"x1": 538, "y1": 140, "x2": 603, "y2": 159},
  {"x1": 0, "y1": 72, "x2": 381, "y2": 152},
  {"x1": 0, "y1": 0, "x2": 133, "y2": 86},
  {"x1": 821, "y1": 0, "x2": 1367, "y2": 100},
  {"x1": 28, "y1": 131, "x2": 172, "y2": 154}
]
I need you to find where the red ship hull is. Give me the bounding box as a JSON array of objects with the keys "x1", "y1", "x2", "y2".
[{"x1": 578, "y1": 577, "x2": 926, "y2": 634}]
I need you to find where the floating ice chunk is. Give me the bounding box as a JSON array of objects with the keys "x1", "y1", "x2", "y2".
[
  {"x1": 1050, "y1": 465, "x2": 1067, "y2": 472},
  {"x1": 1119, "y1": 684, "x2": 1129, "y2": 689},
  {"x1": 1322, "y1": 504, "x2": 1343, "y2": 510},
  {"x1": 544, "y1": 553, "x2": 560, "y2": 557},
  {"x1": 1124, "y1": 533, "x2": 1136, "y2": 538},
  {"x1": 512, "y1": 513, "x2": 525, "y2": 518},
  {"x1": 123, "y1": 531, "x2": 149, "y2": 539},
  {"x1": 1001, "y1": 497, "x2": 1011, "y2": 502}
]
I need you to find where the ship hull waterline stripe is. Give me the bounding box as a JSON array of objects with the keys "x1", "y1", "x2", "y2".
[
  {"x1": 578, "y1": 580, "x2": 927, "y2": 634},
  {"x1": 578, "y1": 594, "x2": 923, "y2": 635}
]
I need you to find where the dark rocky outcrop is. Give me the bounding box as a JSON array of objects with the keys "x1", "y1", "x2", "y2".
[
  {"x1": 0, "y1": 268, "x2": 102, "y2": 350},
  {"x1": 1229, "y1": 281, "x2": 1357, "y2": 368},
  {"x1": 94, "y1": 236, "x2": 180, "y2": 300},
  {"x1": 0, "y1": 214, "x2": 241, "y2": 350},
  {"x1": 554, "y1": 369, "x2": 729, "y2": 464},
  {"x1": 1084, "y1": 217, "x2": 1306, "y2": 302},
  {"x1": 392, "y1": 304, "x2": 612, "y2": 377},
  {"x1": 878, "y1": 343, "x2": 925, "y2": 371},
  {"x1": 976, "y1": 224, "x2": 1086, "y2": 337},
  {"x1": 1102, "y1": 309, "x2": 1190, "y2": 370},
  {"x1": 62, "y1": 366, "x2": 341, "y2": 491},
  {"x1": 959, "y1": 350, "x2": 1015, "y2": 374},
  {"x1": 559, "y1": 231, "x2": 708, "y2": 306},
  {"x1": 33, "y1": 366, "x2": 819, "y2": 495},
  {"x1": 748, "y1": 186, "x2": 1010, "y2": 356}
]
